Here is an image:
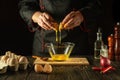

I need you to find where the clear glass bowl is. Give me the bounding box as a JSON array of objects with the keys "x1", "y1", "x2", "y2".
[{"x1": 46, "y1": 42, "x2": 75, "y2": 61}]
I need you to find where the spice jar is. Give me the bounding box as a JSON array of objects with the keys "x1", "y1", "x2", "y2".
[{"x1": 108, "y1": 34, "x2": 114, "y2": 60}]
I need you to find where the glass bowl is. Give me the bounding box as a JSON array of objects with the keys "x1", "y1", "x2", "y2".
[{"x1": 46, "y1": 42, "x2": 75, "y2": 61}]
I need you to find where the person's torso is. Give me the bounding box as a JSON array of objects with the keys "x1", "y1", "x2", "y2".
[
  {"x1": 37, "y1": 0, "x2": 89, "y2": 50},
  {"x1": 40, "y1": 0, "x2": 86, "y2": 22},
  {"x1": 33, "y1": 0, "x2": 91, "y2": 55}
]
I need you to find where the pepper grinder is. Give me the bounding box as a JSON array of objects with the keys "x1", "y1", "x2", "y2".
[
  {"x1": 108, "y1": 34, "x2": 115, "y2": 60},
  {"x1": 114, "y1": 22, "x2": 120, "y2": 61}
]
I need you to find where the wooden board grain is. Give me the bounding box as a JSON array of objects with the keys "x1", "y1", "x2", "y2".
[{"x1": 34, "y1": 57, "x2": 89, "y2": 65}]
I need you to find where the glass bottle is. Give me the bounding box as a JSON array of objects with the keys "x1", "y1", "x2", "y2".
[{"x1": 94, "y1": 28, "x2": 104, "y2": 59}]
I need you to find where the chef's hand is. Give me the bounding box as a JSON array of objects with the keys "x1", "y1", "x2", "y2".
[
  {"x1": 32, "y1": 11, "x2": 58, "y2": 30},
  {"x1": 61, "y1": 11, "x2": 84, "y2": 30}
]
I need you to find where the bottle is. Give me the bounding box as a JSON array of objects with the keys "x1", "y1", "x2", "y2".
[
  {"x1": 114, "y1": 22, "x2": 120, "y2": 61},
  {"x1": 94, "y1": 27, "x2": 104, "y2": 59},
  {"x1": 108, "y1": 34, "x2": 114, "y2": 60}
]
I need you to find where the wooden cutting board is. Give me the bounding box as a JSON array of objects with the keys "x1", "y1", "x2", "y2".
[{"x1": 34, "y1": 57, "x2": 89, "y2": 65}]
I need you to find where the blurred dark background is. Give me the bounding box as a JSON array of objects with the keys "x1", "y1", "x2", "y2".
[
  {"x1": 0, "y1": 0, "x2": 34, "y2": 55},
  {"x1": 0, "y1": 0, "x2": 119, "y2": 55}
]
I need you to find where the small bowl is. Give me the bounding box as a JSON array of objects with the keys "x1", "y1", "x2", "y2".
[{"x1": 46, "y1": 42, "x2": 75, "y2": 61}]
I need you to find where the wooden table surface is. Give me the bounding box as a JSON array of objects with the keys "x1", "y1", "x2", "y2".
[{"x1": 0, "y1": 56, "x2": 120, "y2": 80}]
